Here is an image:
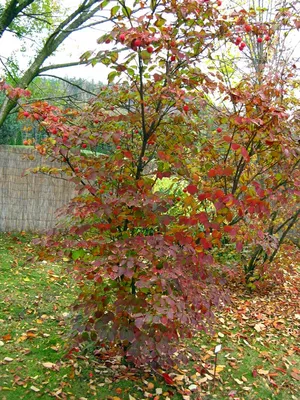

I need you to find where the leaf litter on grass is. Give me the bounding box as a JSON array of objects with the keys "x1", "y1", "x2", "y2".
[{"x1": 0, "y1": 233, "x2": 299, "y2": 399}]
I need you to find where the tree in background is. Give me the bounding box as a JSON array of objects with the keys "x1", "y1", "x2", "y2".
[
  {"x1": 0, "y1": 91, "x2": 20, "y2": 143},
  {"x1": 0, "y1": 75, "x2": 102, "y2": 144},
  {"x1": 0, "y1": 0, "x2": 111, "y2": 138}
]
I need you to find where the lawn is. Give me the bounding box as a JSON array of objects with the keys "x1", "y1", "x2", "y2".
[{"x1": 0, "y1": 233, "x2": 299, "y2": 399}]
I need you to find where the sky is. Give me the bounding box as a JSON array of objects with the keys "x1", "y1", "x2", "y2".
[
  {"x1": 0, "y1": 0, "x2": 299, "y2": 86},
  {"x1": 0, "y1": 0, "x2": 112, "y2": 83}
]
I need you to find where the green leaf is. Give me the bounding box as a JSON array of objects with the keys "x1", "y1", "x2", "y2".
[
  {"x1": 110, "y1": 51, "x2": 119, "y2": 63},
  {"x1": 111, "y1": 5, "x2": 120, "y2": 17},
  {"x1": 80, "y1": 50, "x2": 92, "y2": 62},
  {"x1": 72, "y1": 249, "x2": 86, "y2": 261},
  {"x1": 122, "y1": 6, "x2": 132, "y2": 17},
  {"x1": 154, "y1": 16, "x2": 166, "y2": 27},
  {"x1": 100, "y1": 0, "x2": 110, "y2": 9},
  {"x1": 140, "y1": 50, "x2": 151, "y2": 61},
  {"x1": 150, "y1": 0, "x2": 157, "y2": 11},
  {"x1": 108, "y1": 71, "x2": 119, "y2": 83}
]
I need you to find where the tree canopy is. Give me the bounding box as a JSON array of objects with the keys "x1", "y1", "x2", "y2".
[{"x1": 0, "y1": 0, "x2": 110, "y2": 137}]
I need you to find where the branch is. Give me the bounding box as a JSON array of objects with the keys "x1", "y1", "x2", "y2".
[
  {"x1": 38, "y1": 74, "x2": 98, "y2": 97},
  {"x1": 0, "y1": 0, "x2": 35, "y2": 38},
  {"x1": 20, "y1": 11, "x2": 52, "y2": 26},
  {"x1": 269, "y1": 208, "x2": 300, "y2": 262},
  {"x1": 38, "y1": 59, "x2": 97, "y2": 74},
  {"x1": 59, "y1": 16, "x2": 110, "y2": 33}
]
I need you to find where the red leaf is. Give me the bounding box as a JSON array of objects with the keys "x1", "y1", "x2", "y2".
[
  {"x1": 214, "y1": 189, "x2": 225, "y2": 199},
  {"x1": 200, "y1": 238, "x2": 212, "y2": 250},
  {"x1": 208, "y1": 168, "x2": 216, "y2": 177},
  {"x1": 291, "y1": 371, "x2": 300, "y2": 381},
  {"x1": 241, "y1": 147, "x2": 250, "y2": 162},
  {"x1": 185, "y1": 184, "x2": 198, "y2": 195},
  {"x1": 231, "y1": 143, "x2": 240, "y2": 151},
  {"x1": 198, "y1": 193, "x2": 210, "y2": 201},
  {"x1": 236, "y1": 241, "x2": 243, "y2": 252},
  {"x1": 223, "y1": 166, "x2": 234, "y2": 176},
  {"x1": 162, "y1": 373, "x2": 174, "y2": 385},
  {"x1": 223, "y1": 135, "x2": 232, "y2": 143},
  {"x1": 252, "y1": 369, "x2": 258, "y2": 378},
  {"x1": 196, "y1": 212, "x2": 208, "y2": 224},
  {"x1": 157, "y1": 151, "x2": 169, "y2": 161}
]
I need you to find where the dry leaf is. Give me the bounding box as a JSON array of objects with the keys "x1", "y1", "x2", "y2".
[
  {"x1": 199, "y1": 376, "x2": 208, "y2": 383},
  {"x1": 2, "y1": 334, "x2": 12, "y2": 342},
  {"x1": 290, "y1": 371, "x2": 300, "y2": 381},
  {"x1": 173, "y1": 374, "x2": 185, "y2": 382},
  {"x1": 4, "y1": 357, "x2": 13, "y2": 362},
  {"x1": 42, "y1": 362, "x2": 56, "y2": 369},
  {"x1": 30, "y1": 386, "x2": 40, "y2": 392},
  {"x1": 257, "y1": 369, "x2": 269, "y2": 375},
  {"x1": 273, "y1": 320, "x2": 285, "y2": 329},
  {"x1": 254, "y1": 322, "x2": 265, "y2": 332},
  {"x1": 216, "y1": 365, "x2": 225, "y2": 373},
  {"x1": 234, "y1": 378, "x2": 244, "y2": 385}
]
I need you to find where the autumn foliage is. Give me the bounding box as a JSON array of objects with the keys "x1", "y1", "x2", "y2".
[{"x1": 1, "y1": 0, "x2": 299, "y2": 367}]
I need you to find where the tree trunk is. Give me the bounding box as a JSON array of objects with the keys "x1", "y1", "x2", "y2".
[{"x1": 0, "y1": 0, "x2": 35, "y2": 38}]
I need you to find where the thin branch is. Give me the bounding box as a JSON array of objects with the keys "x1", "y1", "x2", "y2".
[
  {"x1": 269, "y1": 208, "x2": 300, "y2": 262},
  {"x1": 38, "y1": 59, "x2": 97, "y2": 74},
  {"x1": 38, "y1": 74, "x2": 97, "y2": 97}
]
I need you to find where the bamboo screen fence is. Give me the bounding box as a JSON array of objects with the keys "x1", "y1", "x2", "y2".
[{"x1": 0, "y1": 145, "x2": 75, "y2": 232}]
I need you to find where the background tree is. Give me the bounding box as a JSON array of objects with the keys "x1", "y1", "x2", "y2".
[
  {"x1": 0, "y1": 0, "x2": 111, "y2": 139},
  {"x1": 0, "y1": 75, "x2": 102, "y2": 143}
]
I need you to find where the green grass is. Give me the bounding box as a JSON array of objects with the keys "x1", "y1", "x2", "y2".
[
  {"x1": 0, "y1": 233, "x2": 299, "y2": 399},
  {"x1": 0, "y1": 234, "x2": 180, "y2": 399}
]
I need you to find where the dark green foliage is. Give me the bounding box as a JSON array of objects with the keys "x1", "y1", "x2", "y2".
[{"x1": 15, "y1": 130, "x2": 23, "y2": 145}]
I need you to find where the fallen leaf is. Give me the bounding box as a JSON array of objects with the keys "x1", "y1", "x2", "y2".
[
  {"x1": 234, "y1": 378, "x2": 244, "y2": 385},
  {"x1": 257, "y1": 369, "x2": 269, "y2": 375},
  {"x1": 273, "y1": 320, "x2": 285, "y2": 329},
  {"x1": 162, "y1": 373, "x2": 174, "y2": 385},
  {"x1": 254, "y1": 323, "x2": 265, "y2": 332},
  {"x1": 4, "y1": 357, "x2": 13, "y2": 362},
  {"x1": 173, "y1": 374, "x2": 185, "y2": 382},
  {"x1": 30, "y1": 386, "x2": 40, "y2": 392},
  {"x1": 42, "y1": 362, "x2": 57, "y2": 369},
  {"x1": 26, "y1": 331, "x2": 37, "y2": 339},
  {"x1": 216, "y1": 365, "x2": 225, "y2": 373},
  {"x1": 2, "y1": 334, "x2": 12, "y2": 342},
  {"x1": 290, "y1": 371, "x2": 300, "y2": 381},
  {"x1": 199, "y1": 376, "x2": 208, "y2": 383}
]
